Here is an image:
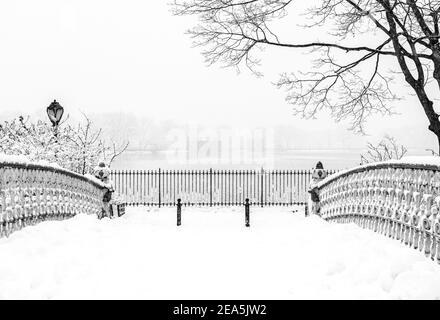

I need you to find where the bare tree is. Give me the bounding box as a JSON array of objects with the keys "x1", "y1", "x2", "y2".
[
  {"x1": 360, "y1": 135, "x2": 407, "y2": 163},
  {"x1": 63, "y1": 113, "x2": 129, "y2": 174},
  {"x1": 172, "y1": 0, "x2": 440, "y2": 152}
]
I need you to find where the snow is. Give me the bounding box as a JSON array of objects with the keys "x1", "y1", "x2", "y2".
[
  {"x1": 314, "y1": 155, "x2": 440, "y2": 188},
  {"x1": 0, "y1": 206, "x2": 439, "y2": 299},
  {"x1": 0, "y1": 154, "x2": 109, "y2": 189},
  {"x1": 0, "y1": 154, "x2": 60, "y2": 168}
]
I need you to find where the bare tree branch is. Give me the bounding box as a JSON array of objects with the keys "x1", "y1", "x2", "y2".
[
  {"x1": 360, "y1": 135, "x2": 407, "y2": 164},
  {"x1": 172, "y1": 0, "x2": 440, "y2": 151}
]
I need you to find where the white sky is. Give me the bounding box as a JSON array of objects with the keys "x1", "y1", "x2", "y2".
[{"x1": 0, "y1": 0, "x2": 436, "y2": 150}]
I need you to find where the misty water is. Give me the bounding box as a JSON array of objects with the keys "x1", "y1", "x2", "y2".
[{"x1": 111, "y1": 148, "x2": 429, "y2": 171}]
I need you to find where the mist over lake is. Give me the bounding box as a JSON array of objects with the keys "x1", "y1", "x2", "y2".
[{"x1": 112, "y1": 148, "x2": 429, "y2": 170}]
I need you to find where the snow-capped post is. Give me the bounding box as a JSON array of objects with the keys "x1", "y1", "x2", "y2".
[
  {"x1": 93, "y1": 161, "x2": 114, "y2": 219},
  {"x1": 308, "y1": 161, "x2": 328, "y2": 217},
  {"x1": 177, "y1": 198, "x2": 182, "y2": 226},
  {"x1": 245, "y1": 198, "x2": 250, "y2": 227}
]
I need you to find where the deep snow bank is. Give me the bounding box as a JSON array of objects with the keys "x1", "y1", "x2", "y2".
[{"x1": 0, "y1": 206, "x2": 439, "y2": 299}]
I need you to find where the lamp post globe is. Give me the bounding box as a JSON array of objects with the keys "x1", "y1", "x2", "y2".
[{"x1": 46, "y1": 100, "x2": 64, "y2": 127}]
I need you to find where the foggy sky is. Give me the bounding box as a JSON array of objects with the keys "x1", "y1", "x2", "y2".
[{"x1": 0, "y1": 0, "x2": 436, "y2": 152}]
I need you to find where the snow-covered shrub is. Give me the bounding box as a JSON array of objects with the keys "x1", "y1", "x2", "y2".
[{"x1": 0, "y1": 114, "x2": 128, "y2": 175}]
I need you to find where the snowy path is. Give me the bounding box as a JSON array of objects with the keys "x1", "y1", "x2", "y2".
[{"x1": 0, "y1": 206, "x2": 440, "y2": 299}]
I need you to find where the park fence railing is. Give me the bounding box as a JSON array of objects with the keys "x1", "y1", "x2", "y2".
[
  {"x1": 0, "y1": 155, "x2": 112, "y2": 238},
  {"x1": 110, "y1": 169, "x2": 337, "y2": 207},
  {"x1": 308, "y1": 157, "x2": 440, "y2": 263}
]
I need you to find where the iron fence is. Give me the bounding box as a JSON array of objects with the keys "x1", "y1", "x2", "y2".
[{"x1": 110, "y1": 169, "x2": 336, "y2": 207}]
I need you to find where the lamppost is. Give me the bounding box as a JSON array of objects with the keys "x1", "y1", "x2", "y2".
[{"x1": 46, "y1": 100, "x2": 64, "y2": 138}]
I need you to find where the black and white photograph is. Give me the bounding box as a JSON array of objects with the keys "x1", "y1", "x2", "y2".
[{"x1": 1, "y1": 0, "x2": 440, "y2": 304}]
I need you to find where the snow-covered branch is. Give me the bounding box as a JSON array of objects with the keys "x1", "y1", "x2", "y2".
[{"x1": 0, "y1": 114, "x2": 129, "y2": 175}]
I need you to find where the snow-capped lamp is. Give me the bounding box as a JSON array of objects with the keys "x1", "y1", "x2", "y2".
[{"x1": 46, "y1": 100, "x2": 64, "y2": 127}]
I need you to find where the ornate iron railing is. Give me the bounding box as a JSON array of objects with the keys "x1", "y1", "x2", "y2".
[
  {"x1": 0, "y1": 157, "x2": 111, "y2": 237},
  {"x1": 110, "y1": 169, "x2": 338, "y2": 207},
  {"x1": 309, "y1": 158, "x2": 440, "y2": 263}
]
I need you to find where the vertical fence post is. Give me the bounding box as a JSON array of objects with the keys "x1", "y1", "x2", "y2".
[
  {"x1": 210, "y1": 168, "x2": 213, "y2": 207},
  {"x1": 260, "y1": 168, "x2": 264, "y2": 208},
  {"x1": 177, "y1": 198, "x2": 182, "y2": 226},
  {"x1": 158, "y1": 168, "x2": 162, "y2": 208},
  {"x1": 245, "y1": 198, "x2": 250, "y2": 227}
]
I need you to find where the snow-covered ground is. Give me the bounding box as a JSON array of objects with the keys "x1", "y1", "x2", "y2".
[{"x1": 0, "y1": 206, "x2": 440, "y2": 299}]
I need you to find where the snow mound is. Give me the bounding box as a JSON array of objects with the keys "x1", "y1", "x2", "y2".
[{"x1": 0, "y1": 206, "x2": 439, "y2": 299}]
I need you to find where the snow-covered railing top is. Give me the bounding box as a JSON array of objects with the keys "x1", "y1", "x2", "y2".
[
  {"x1": 312, "y1": 156, "x2": 440, "y2": 190},
  {"x1": 0, "y1": 155, "x2": 109, "y2": 189},
  {"x1": 0, "y1": 154, "x2": 111, "y2": 238},
  {"x1": 308, "y1": 156, "x2": 440, "y2": 263}
]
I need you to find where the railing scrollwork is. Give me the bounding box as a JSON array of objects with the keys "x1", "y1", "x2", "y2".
[
  {"x1": 0, "y1": 157, "x2": 112, "y2": 237},
  {"x1": 308, "y1": 157, "x2": 440, "y2": 263}
]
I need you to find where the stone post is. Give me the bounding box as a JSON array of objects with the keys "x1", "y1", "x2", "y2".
[
  {"x1": 94, "y1": 161, "x2": 113, "y2": 219},
  {"x1": 308, "y1": 161, "x2": 328, "y2": 216}
]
